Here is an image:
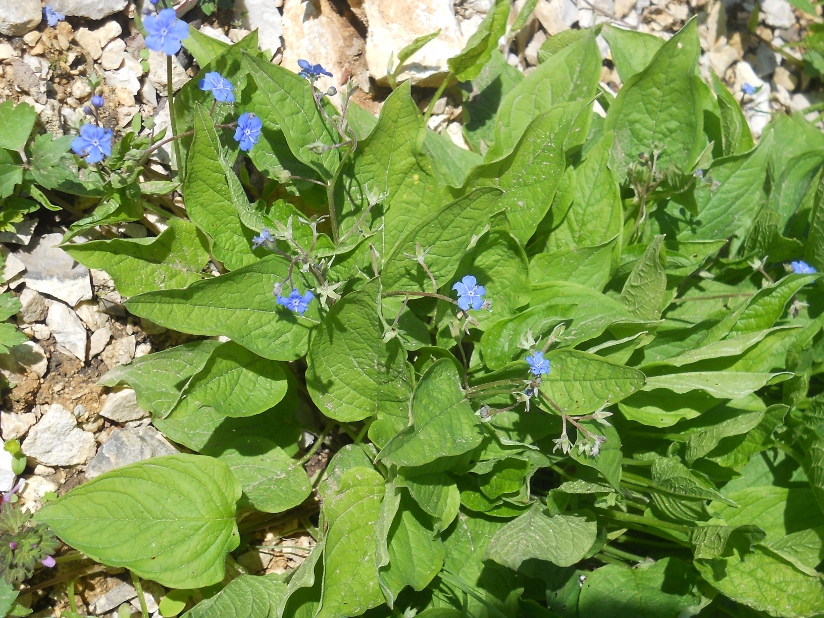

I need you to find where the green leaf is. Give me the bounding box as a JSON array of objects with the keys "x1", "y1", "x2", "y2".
[
  {"x1": 182, "y1": 27, "x2": 230, "y2": 67},
  {"x1": 448, "y1": 0, "x2": 510, "y2": 82},
  {"x1": 690, "y1": 524, "x2": 766, "y2": 559},
  {"x1": 0, "y1": 578, "x2": 17, "y2": 617},
  {"x1": 642, "y1": 371, "x2": 790, "y2": 399},
  {"x1": 695, "y1": 547, "x2": 824, "y2": 618},
  {"x1": 714, "y1": 485, "x2": 821, "y2": 541},
  {"x1": 306, "y1": 281, "x2": 412, "y2": 426},
  {"x1": 395, "y1": 472, "x2": 461, "y2": 531},
  {"x1": 0, "y1": 164, "x2": 22, "y2": 199},
  {"x1": 619, "y1": 235, "x2": 667, "y2": 320},
  {"x1": 422, "y1": 127, "x2": 482, "y2": 188},
  {"x1": 710, "y1": 72, "x2": 755, "y2": 156},
  {"x1": 684, "y1": 400, "x2": 775, "y2": 464},
  {"x1": 542, "y1": 349, "x2": 645, "y2": 416},
  {"x1": 27, "y1": 134, "x2": 76, "y2": 190},
  {"x1": 604, "y1": 19, "x2": 703, "y2": 177},
  {"x1": 392, "y1": 30, "x2": 441, "y2": 81},
  {"x1": 618, "y1": 389, "x2": 720, "y2": 427},
  {"x1": 762, "y1": 527, "x2": 824, "y2": 577},
  {"x1": 98, "y1": 340, "x2": 221, "y2": 418},
  {"x1": 35, "y1": 454, "x2": 241, "y2": 588},
  {"x1": 63, "y1": 217, "x2": 210, "y2": 297},
  {"x1": 578, "y1": 558, "x2": 702, "y2": 618},
  {"x1": 318, "y1": 467, "x2": 386, "y2": 618},
  {"x1": 488, "y1": 31, "x2": 601, "y2": 160},
  {"x1": 484, "y1": 505, "x2": 597, "y2": 569},
  {"x1": 442, "y1": 512, "x2": 505, "y2": 587},
  {"x1": 461, "y1": 104, "x2": 579, "y2": 245},
  {"x1": 0, "y1": 100, "x2": 36, "y2": 152},
  {"x1": 569, "y1": 421, "x2": 623, "y2": 490},
  {"x1": 530, "y1": 239, "x2": 617, "y2": 291},
  {"x1": 600, "y1": 25, "x2": 665, "y2": 82},
  {"x1": 171, "y1": 341, "x2": 288, "y2": 419},
  {"x1": 705, "y1": 402, "x2": 786, "y2": 470},
  {"x1": 379, "y1": 359, "x2": 483, "y2": 467},
  {"x1": 125, "y1": 255, "x2": 319, "y2": 361},
  {"x1": 186, "y1": 105, "x2": 259, "y2": 271},
  {"x1": 211, "y1": 436, "x2": 311, "y2": 514},
  {"x1": 462, "y1": 49, "x2": 524, "y2": 153},
  {"x1": 244, "y1": 53, "x2": 340, "y2": 178},
  {"x1": 382, "y1": 187, "x2": 503, "y2": 292},
  {"x1": 183, "y1": 574, "x2": 285, "y2": 618}
]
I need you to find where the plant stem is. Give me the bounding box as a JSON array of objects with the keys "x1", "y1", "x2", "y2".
[
  {"x1": 671, "y1": 292, "x2": 753, "y2": 304},
  {"x1": 382, "y1": 290, "x2": 458, "y2": 305},
  {"x1": 599, "y1": 544, "x2": 646, "y2": 563},
  {"x1": 68, "y1": 579, "x2": 78, "y2": 614},
  {"x1": 423, "y1": 73, "x2": 453, "y2": 126},
  {"x1": 598, "y1": 509, "x2": 691, "y2": 534},
  {"x1": 299, "y1": 424, "x2": 334, "y2": 465},
  {"x1": 167, "y1": 56, "x2": 182, "y2": 174},
  {"x1": 131, "y1": 571, "x2": 149, "y2": 618}
]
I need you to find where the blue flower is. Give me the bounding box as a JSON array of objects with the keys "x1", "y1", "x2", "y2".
[
  {"x1": 277, "y1": 288, "x2": 314, "y2": 315},
  {"x1": 149, "y1": 0, "x2": 159, "y2": 4},
  {"x1": 252, "y1": 227, "x2": 273, "y2": 248},
  {"x1": 234, "y1": 112, "x2": 262, "y2": 152},
  {"x1": 452, "y1": 275, "x2": 486, "y2": 311},
  {"x1": 791, "y1": 260, "x2": 817, "y2": 275},
  {"x1": 297, "y1": 59, "x2": 333, "y2": 80},
  {"x1": 526, "y1": 351, "x2": 550, "y2": 376},
  {"x1": 143, "y1": 8, "x2": 189, "y2": 56},
  {"x1": 43, "y1": 5, "x2": 65, "y2": 27},
  {"x1": 71, "y1": 124, "x2": 113, "y2": 164},
  {"x1": 199, "y1": 71, "x2": 235, "y2": 103},
  {"x1": 742, "y1": 83, "x2": 756, "y2": 95},
  {"x1": 91, "y1": 95, "x2": 104, "y2": 107}
]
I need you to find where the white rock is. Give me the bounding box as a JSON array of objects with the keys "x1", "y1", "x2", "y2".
[
  {"x1": 0, "y1": 441, "x2": 14, "y2": 492},
  {"x1": 18, "y1": 475, "x2": 58, "y2": 513},
  {"x1": 761, "y1": 0, "x2": 795, "y2": 28},
  {"x1": 0, "y1": 219, "x2": 37, "y2": 245},
  {"x1": 140, "y1": 77, "x2": 158, "y2": 107},
  {"x1": 280, "y1": 0, "x2": 346, "y2": 91},
  {"x1": 101, "y1": 50, "x2": 124, "y2": 71},
  {"x1": 46, "y1": 302, "x2": 87, "y2": 361},
  {"x1": 446, "y1": 122, "x2": 468, "y2": 150},
  {"x1": 48, "y1": 0, "x2": 127, "y2": 19},
  {"x1": 22, "y1": 404, "x2": 97, "y2": 466},
  {"x1": 86, "y1": 426, "x2": 177, "y2": 479},
  {"x1": 0, "y1": 0, "x2": 41, "y2": 36},
  {"x1": 89, "y1": 325, "x2": 112, "y2": 358},
  {"x1": 234, "y1": 0, "x2": 283, "y2": 57},
  {"x1": 75, "y1": 300, "x2": 109, "y2": 331},
  {"x1": 0, "y1": 340, "x2": 49, "y2": 378},
  {"x1": 96, "y1": 20, "x2": 123, "y2": 47},
  {"x1": 1, "y1": 411, "x2": 37, "y2": 440},
  {"x1": 101, "y1": 335, "x2": 136, "y2": 368},
  {"x1": 75, "y1": 27, "x2": 103, "y2": 60},
  {"x1": 1, "y1": 246, "x2": 25, "y2": 282},
  {"x1": 32, "y1": 323, "x2": 50, "y2": 341},
  {"x1": 71, "y1": 79, "x2": 93, "y2": 99},
  {"x1": 755, "y1": 43, "x2": 778, "y2": 77},
  {"x1": 363, "y1": 0, "x2": 466, "y2": 85},
  {"x1": 135, "y1": 342, "x2": 152, "y2": 358},
  {"x1": 89, "y1": 582, "x2": 137, "y2": 614},
  {"x1": 535, "y1": 0, "x2": 580, "y2": 35},
  {"x1": 148, "y1": 50, "x2": 189, "y2": 92},
  {"x1": 200, "y1": 24, "x2": 232, "y2": 44},
  {"x1": 525, "y1": 30, "x2": 547, "y2": 66},
  {"x1": 18, "y1": 288, "x2": 48, "y2": 323},
  {"x1": 99, "y1": 389, "x2": 148, "y2": 423},
  {"x1": 0, "y1": 43, "x2": 17, "y2": 60},
  {"x1": 17, "y1": 233, "x2": 93, "y2": 306},
  {"x1": 105, "y1": 65, "x2": 141, "y2": 95}
]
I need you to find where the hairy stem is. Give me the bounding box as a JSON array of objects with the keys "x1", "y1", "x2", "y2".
[
  {"x1": 167, "y1": 56, "x2": 182, "y2": 174},
  {"x1": 131, "y1": 571, "x2": 150, "y2": 618}
]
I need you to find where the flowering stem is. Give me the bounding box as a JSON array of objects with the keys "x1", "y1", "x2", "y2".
[
  {"x1": 671, "y1": 292, "x2": 753, "y2": 304},
  {"x1": 167, "y1": 56, "x2": 182, "y2": 174},
  {"x1": 423, "y1": 72, "x2": 453, "y2": 126},
  {"x1": 596, "y1": 510, "x2": 692, "y2": 535},
  {"x1": 466, "y1": 379, "x2": 522, "y2": 396},
  {"x1": 137, "y1": 124, "x2": 235, "y2": 167},
  {"x1": 131, "y1": 570, "x2": 150, "y2": 618},
  {"x1": 382, "y1": 290, "x2": 457, "y2": 305}
]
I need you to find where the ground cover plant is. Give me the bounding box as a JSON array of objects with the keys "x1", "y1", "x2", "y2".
[{"x1": 2, "y1": 1, "x2": 824, "y2": 615}]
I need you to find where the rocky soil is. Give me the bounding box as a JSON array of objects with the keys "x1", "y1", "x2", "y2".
[{"x1": 0, "y1": 0, "x2": 822, "y2": 615}]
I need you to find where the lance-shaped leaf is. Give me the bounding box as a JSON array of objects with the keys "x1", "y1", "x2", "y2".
[
  {"x1": 619, "y1": 235, "x2": 667, "y2": 320},
  {"x1": 448, "y1": 0, "x2": 510, "y2": 82},
  {"x1": 379, "y1": 359, "x2": 483, "y2": 467},
  {"x1": 35, "y1": 455, "x2": 241, "y2": 588}
]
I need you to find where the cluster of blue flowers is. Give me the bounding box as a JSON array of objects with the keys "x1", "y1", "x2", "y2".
[{"x1": 791, "y1": 260, "x2": 817, "y2": 275}]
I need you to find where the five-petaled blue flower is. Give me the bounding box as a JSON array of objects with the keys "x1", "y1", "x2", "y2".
[
  {"x1": 199, "y1": 71, "x2": 235, "y2": 103},
  {"x1": 526, "y1": 351, "x2": 551, "y2": 376},
  {"x1": 253, "y1": 227, "x2": 273, "y2": 248},
  {"x1": 234, "y1": 112, "x2": 262, "y2": 152},
  {"x1": 71, "y1": 124, "x2": 113, "y2": 164},
  {"x1": 143, "y1": 8, "x2": 189, "y2": 56},
  {"x1": 452, "y1": 275, "x2": 486, "y2": 311},
  {"x1": 742, "y1": 83, "x2": 756, "y2": 95},
  {"x1": 277, "y1": 288, "x2": 314, "y2": 315},
  {"x1": 791, "y1": 260, "x2": 817, "y2": 275},
  {"x1": 297, "y1": 59, "x2": 333, "y2": 80},
  {"x1": 43, "y1": 5, "x2": 65, "y2": 27},
  {"x1": 91, "y1": 94, "x2": 104, "y2": 107}
]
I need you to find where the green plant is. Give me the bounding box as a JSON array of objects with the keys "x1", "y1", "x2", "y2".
[{"x1": 11, "y1": 5, "x2": 824, "y2": 617}]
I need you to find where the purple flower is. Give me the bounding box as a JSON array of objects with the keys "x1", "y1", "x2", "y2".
[
  {"x1": 43, "y1": 5, "x2": 65, "y2": 27},
  {"x1": 71, "y1": 124, "x2": 113, "y2": 164},
  {"x1": 526, "y1": 351, "x2": 550, "y2": 376},
  {"x1": 199, "y1": 71, "x2": 235, "y2": 103},
  {"x1": 234, "y1": 112, "x2": 262, "y2": 152},
  {"x1": 41, "y1": 555, "x2": 56, "y2": 568},
  {"x1": 277, "y1": 288, "x2": 314, "y2": 315},
  {"x1": 252, "y1": 227, "x2": 273, "y2": 248},
  {"x1": 2, "y1": 479, "x2": 23, "y2": 505},
  {"x1": 143, "y1": 8, "x2": 189, "y2": 56},
  {"x1": 91, "y1": 95, "x2": 104, "y2": 107},
  {"x1": 742, "y1": 83, "x2": 756, "y2": 95},
  {"x1": 791, "y1": 260, "x2": 817, "y2": 275},
  {"x1": 452, "y1": 275, "x2": 486, "y2": 311},
  {"x1": 297, "y1": 59, "x2": 333, "y2": 80},
  {"x1": 9, "y1": 542, "x2": 17, "y2": 550}
]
